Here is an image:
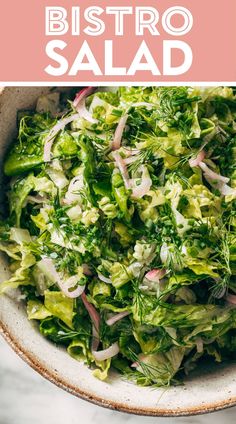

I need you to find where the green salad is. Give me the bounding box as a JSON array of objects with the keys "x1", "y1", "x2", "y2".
[{"x1": 0, "y1": 86, "x2": 236, "y2": 387}]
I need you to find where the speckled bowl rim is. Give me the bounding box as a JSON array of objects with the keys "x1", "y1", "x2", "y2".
[
  {"x1": 0, "y1": 86, "x2": 236, "y2": 417},
  {"x1": 1, "y1": 318, "x2": 236, "y2": 417}
]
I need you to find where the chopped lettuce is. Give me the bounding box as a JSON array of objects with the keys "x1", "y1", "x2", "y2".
[
  {"x1": 0, "y1": 86, "x2": 236, "y2": 388},
  {"x1": 27, "y1": 300, "x2": 52, "y2": 320},
  {"x1": 44, "y1": 291, "x2": 74, "y2": 329}
]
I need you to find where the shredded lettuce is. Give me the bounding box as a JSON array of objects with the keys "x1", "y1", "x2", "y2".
[
  {"x1": 0, "y1": 86, "x2": 235, "y2": 387},
  {"x1": 27, "y1": 300, "x2": 52, "y2": 320},
  {"x1": 44, "y1": 291, "x2": 74, "y2": 329}
]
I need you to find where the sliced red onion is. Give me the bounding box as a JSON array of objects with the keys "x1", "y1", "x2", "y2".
[
  {"x1": 73, "y1": 87, "x2": 95, "y2": 108},
  {"x1": 43, "y1": 113, "x2": 80, "y2": 162},
  {"x1": 218, "y1": 184, "x2": 236, "y2": 196},
  {"x1": 123, "y1": 156, "x2": 139, "y2": 165},
  {"x1": 199, "y1": 162, "x2": 229, "y2": 183},
  {"x1": 81, "y1": 292, "x2": 100, "y2": 332},
  {"x1": 189, "y1": 153, "x2": 231, "y2": 189},
  {"x1": 112, "y1": 152, "x2": 131, "y2": 189},
  {"x1": 131, "y1": 166, "x2": 152, "y2": 198},
  {"x1": 76, "y1": 101, "x2": 98, "y2": 124},
  {"x1": 38, "y1": 258, "x2": 85, "y2": 298},
  {"x1": 123, "y1": 149, "x2": 140, "y2": 165},
  {"x1": 73, "y1": 87, "x2": 98, "y2": 124},
  {"x1": 111, "y1": 114, "x2": 128, "y2": 151},
  {"x1": 92, "y1": 324, "x2": 100, "y2": 352},
  {"x1": 92, "y1": 342, "x2": 119, "y2": 361},
  {"x1": 106, "y1": 311, "x2": 130, "y2": 326},
  {"x1": 81, "y1": 292, "x2": 101, "y2": 352},
  {"x1": 123, "y1": 148, "x2": 140, "y2": 156},
  {"x1": 205, "y1": 176, "x2": 236, "y2": 197},
  {"x1": 97, "y1": 273, "x2": 112, "y2": 284},
  {"x1": 226, "y1": 293, "x2": 236, "y2": 305},
  {"x1": 62, "y1": 275, "x2": 85, "y2": 298},
  {"x1": 145, "y1": 269, "x2": 166, "y2": 282},
  {"x1": 189, "y1": 150, "x2": 206, "y2": 168}
]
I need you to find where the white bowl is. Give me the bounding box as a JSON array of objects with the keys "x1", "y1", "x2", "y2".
[{"x1": 0, "y1": 87, "x2": 236, "y2": 417}]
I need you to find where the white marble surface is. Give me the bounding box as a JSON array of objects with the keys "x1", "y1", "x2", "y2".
[{"x1": 0, "y1": 336, "x2": 235, "y2": 424}]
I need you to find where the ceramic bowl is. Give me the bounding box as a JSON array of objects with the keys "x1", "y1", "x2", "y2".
[{"x1": 0, "y1": 87, "x2": 236, "y2": 417}]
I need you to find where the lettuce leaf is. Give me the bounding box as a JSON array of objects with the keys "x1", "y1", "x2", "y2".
[
  {"x1": 0, "y1": 247, "x2": 35, "y2": 294},
  {"x1": 27, "y1": 300, "x2": 52, "y2": 320},
  {"x1": 135, "y1": 347, "x2": 185, "y2": 386},
  {"x1": 132, "y1": 302, "x2": 232, "y2": 329},
  {"x1": 68, "y1": 338, "x2": 92, "y2": 363},
  {"x1": 44, "y1": 291, "x2": 74, "y2": 329},
  {"x1": 93, "y1": 359, "x2": 112, "y2": 381}
]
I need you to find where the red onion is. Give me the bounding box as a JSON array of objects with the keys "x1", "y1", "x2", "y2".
[
  {"x1": 123, "y1": 149, "x2": 140, "y2": 165},
  {"x1": 123, "y1": 156, "x2": 138, "y2": 165},
  {"x1": 92, "y1": 342, "x2": 119, "y2": 361},
  {"x1": 38, "y1": 258, "x2": 85, "y2": 298},
  {"x1": 43, "y1": 113, "x2": 80, "y2": 162},
  {"x1": 73, "y1": 87, "x2": 98, "y2": 124},
  {"x1": 92, "y1": 324, "x2": 100, "y2": 352},
  {"x1": 81, "y1": 291, "x2": 100, "y2": 352},
  {"x1": 226, "y1": 293, "x2": 236, "y2": 305},
  {"x1": 113, "y1": 152, "x2": 131, "y2": 189},
  {"x1": 145, "y1": 269, "x2": 166, "y2": 282},
  {"x1": 218, "y1": 184, "x2": 236, "y2": 196},
  {"x1": 189, "y1": 154, "x2": 232, "y2": 193},
  {"x1": 62, "y1": 276, "x2": 85, "y2": 298},
  {"x1": 205, "y1": 177, "x2": 236, "y2": 197},
  {"x1": 76, "y1": 101, "x2": 98, "y2": 124},
  {"x1": 81, "y1": 292, "x2": 100, "y2": 332},
  {"x1": 106, "y1": 311, "x2": 130, "y2": 326},
  {"x1": 189, "y1": 150, "x2": 206, "y2": 168},
  {"x1": 199, "y1": 162, "x2": 229, "y2": 183},
  {"x1": 111, "y1": 114, "x2": 128, "y2": 151},
  {"x1": 73, "y1": 87, "x2": 95, "y2": 108},
  {"x1": 97, "y1": 273, "x2": 112, "y2": 285},
  {"x1": 123, "y1": 148, "x2": 140, "y2": 156}
]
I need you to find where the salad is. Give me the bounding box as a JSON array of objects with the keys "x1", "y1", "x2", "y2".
[{"x1": 0, "y1": 86, "x2": 236, "y2": 387}]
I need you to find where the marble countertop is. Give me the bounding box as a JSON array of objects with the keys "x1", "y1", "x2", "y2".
[{"x1": 0, "y1": 336, "x2": 235, "y2": 424}]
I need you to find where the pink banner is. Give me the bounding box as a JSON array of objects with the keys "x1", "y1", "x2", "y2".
[{"x1": 0, "y1": 0, "x2": 235, "y2": 82}]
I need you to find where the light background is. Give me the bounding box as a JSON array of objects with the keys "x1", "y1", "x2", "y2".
[{"x1": 0, "y1": 336, "x2": 236, "y2": 424}]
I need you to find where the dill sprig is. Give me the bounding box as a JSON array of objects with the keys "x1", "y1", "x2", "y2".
[{"x1": 127, "y1": 348, "x2": 175, "y2": 387}]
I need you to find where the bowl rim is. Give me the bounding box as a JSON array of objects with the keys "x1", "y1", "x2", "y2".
[{"x1": 1, "y1": 318, "x2": 236, "y2": 417}]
